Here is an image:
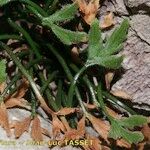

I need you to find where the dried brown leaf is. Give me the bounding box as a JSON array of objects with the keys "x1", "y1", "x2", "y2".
[
  {"x1": 71, "y1": 47, "x2": 81, "y2": 64},
  {"x1": 116, "y1": 139, "x2": 131, "y2": 149},
  {"x1": 5, "y1": 98, "x2": 28, "y2": 109},
  {"x1": 41, "y1": 128, "x2": 51, "y2": 138},
  {"x1": 77, "y1": 116, "x2": 85, "y2": 133},
  {"x1": 55, "y1": 107, "x2": 77, "y2": 116},
  {"x1": 52, "y1": 116, "x2": 66, "y2": 138},
  {"x1": 141, "y1": 124, "x2": 150, "y2": 141},
  {"x1": 138, "y1": 142, "x2": 146, "y2": 150},
  {"x1": 63, "y1": 116, "x2": 85, "y2": 141},
  {"x1": 84, "y1": 103, "x2": 97, "y2": 110},
  {"x1": 106, "y1": 107, "x2": 120, "y2": 119},
  {"x1": 0, "y1": 103, "x2": 11, "y2": 137},
  {"x1": 105, "y1": 72, "x2": 115, "y2": 90},
  {"x1": 14, "y1": 116, "x2": 31, "y2": 138},
  {"x1": 31, "y1": 116, "x2": 43, "y2": 141},
  {"x1": 0, "y1": 82, "x2": 6, "y2": 93},
  {"x1": 110, "y1": 90, "x2": 132, "y2": 100},
  {"x1": 102, "y1": 146, "x2": 111, "y2": 150},
  {"x1": 84, "y1": 134, "x2": 102, "y2": 150},
  {"x1": 11, "y1": 80, "x2": 29, "y2": 99},
  {"x1": 76, "y1": 0, "x2": 100, "y2": 25},
  {"x1": 100, "y1": 12, "x2": 114, "y2": 29},
  {"x1": 87, "y1": 114, "x2": 110, "y2": 143},
  {"x1": 64, "y1": 129, "x2": 82, "y2": 140}
]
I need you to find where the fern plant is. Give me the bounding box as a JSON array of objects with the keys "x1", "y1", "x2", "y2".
[{"x1": 0, "y1": 0, "x2": 148, "y2": 148}]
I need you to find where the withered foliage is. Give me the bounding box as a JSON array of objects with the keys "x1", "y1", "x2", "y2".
[
  {"x1": 87, "y1": 114, "x2": 110, "y2": 143},
  {"x1": 76, "y1": 0, "x2": 100, "y2": 25},
  {"x1": 0, "y1": 102, "x2": 11, "y2": 137},
  {"x1": 31, "y1": 116, "x2": 43, "y2": 141},
  {"x1": 14, "y1": 116, "x2": 31, "y2": 138}
]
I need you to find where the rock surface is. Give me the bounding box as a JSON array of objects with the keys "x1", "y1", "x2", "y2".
[
  {"x1": 124, "y1": 0, "x2": 150, "y2": 8},
  {"x1": 108, "y1": 0, "x2": 150, "y2": 109}
]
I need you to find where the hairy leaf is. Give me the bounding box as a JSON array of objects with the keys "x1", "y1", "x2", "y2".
[
  {"x1": 119, "y1": 115, "x2": 147, "y2": 129},
  {"x1": 121, "y1": 129, "x2": 144, "y2": 144},
  {"x1": 0, "y1": 60, "x2": 7, "y2": 83},
  {"x1": 109, "y1": 120, "x2": 144, "y2": 144},
  {"x1": 88, "y1": 19, "x2": 103, "y2": 59},
  {"x1": 99, "y1": 19, "x2": 129, "y2": 56},
  {"x1": 87, "y1": 55, "x2": 123, "y2": 69},
  {"x1": 42, "y1": 3, "x2": 78, "y2": 24},
  {"x1": 109, "y1": 120, "x2": 122, "y2": 139},
  {"x1": 51, "y1": 24, "x2": 87, "y2": 45},
  {"x1": 0, "y1": 0, "x2": 11, "y2": 6}
]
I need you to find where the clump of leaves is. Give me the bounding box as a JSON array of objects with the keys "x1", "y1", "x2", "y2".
[{"x1": 0, "y1": 0, "x2": 149, "y2": 149}]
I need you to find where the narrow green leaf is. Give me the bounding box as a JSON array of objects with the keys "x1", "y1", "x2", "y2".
[
  {"x1": 61, "y1": 91, "x2": 69, "y2": 107},
  {"x1": 0, "y1": 59, "x2": 7, "y2": 83},
  {"x1": 42, "y1": 3, "x2": 78, "y2": 24},
  {"x1": 119, "y1": 115, "x2": 148, "y2": 129},
  {"x1": 0, "y1": 0, "x2": 11, "y2": 6},
  {"x1": 88, "y1": 19, "x2": 103, "y2": 59},
  {"x1": 51, "y1": 24, "x2": 87, "y2": 45},
  {"x1": 87, "y1": 55, "x2": 123, "y2": 69},
  {"x1": 99, "y1": 19, "x2": 129, "y2": 56},
  {"x1": 55, "y1": 80, "x2": 63, "y2": 109}
]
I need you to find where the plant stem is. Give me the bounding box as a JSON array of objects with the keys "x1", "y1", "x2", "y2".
[
  {"x1": 68, "y1": 64, "x2": 91, "y2": 106},
  {"x1": 44, "y1": 0, "x2": 53, "y2": 11},
  {"x1": 46, "y1": 0, "x2": 59, "y2": 14},
  {"x1": 68, "y1": 66, "x2": 86, "y2": 106},
  {"x1": 103, "y1": 91, "x2": 136, "y2": 115},
  {"x1": 70, "y1": 64, "x2": 101, "y2": 107},
  {"x1": 0, "y1": 42, "x2": 54, "y2": 115},
  {"x1": 26, "y1": 5, "x2": 43, "y2": 20},
  {"x1": 19, "y1": 0, "x2": 47, "y2": 17},
  {"x1": 41, "y1": 71, "x2": 58, "y2": 94},
  {"x1": 38, "y1": 71, "x2": 58, "y2": 111},
  {"x1": 1, "y1": 58, "x2": 41, "y2": 99},
  {"x1": 0, "y1": 34, "x2": 22, "y2": 40},
  {"x1": 47, "y1": 44, "x2": 73, "y2": 81},
  {"x1": 8, "y1": 19, "x2": 41, "y2": 59},
  {"x1": 47, "y1": 44, "x2": 88, "y2": 114}
]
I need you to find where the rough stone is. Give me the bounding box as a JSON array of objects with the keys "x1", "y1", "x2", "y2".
[
  {"x1": 130, "y1": 15, "x2": 150, "y2": 45},
  {"x1": 114, "y1": 0, "x2": 129, "y2": 15},
  {"x1": 112, "y1": 14, "x2": 150, "y2": 109},
  {"x1": 124, "y1": 0, "x2": 150, "y2": 7}
]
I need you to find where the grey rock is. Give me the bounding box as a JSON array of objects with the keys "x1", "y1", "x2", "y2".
[
  {"x1": 99, "y1": 0, "x2": 115, "y2": 16},
  {"x1": 130, "y1": 15, "x2": 150, "y2": 45},
  {"x1": 114, "y1": 0, "x2": 129, "y2": 15},
  {"x1": 112, "y1": 20, "x2": 150, "y2": 109},
  {"x1": 124, "y1": 0, "x2": 150, "y2": 7}
]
